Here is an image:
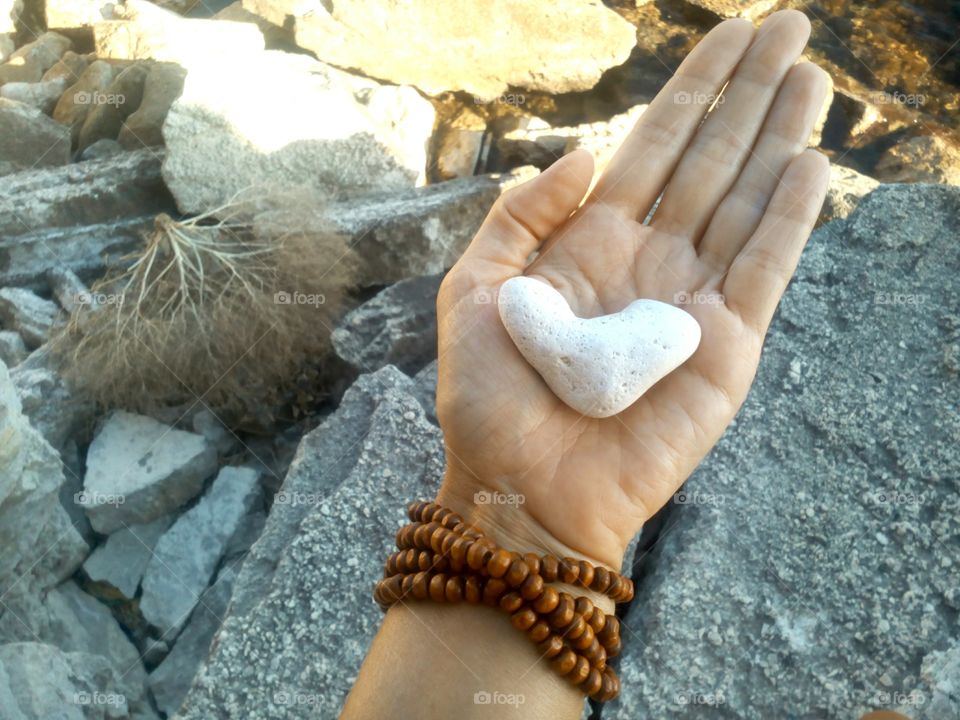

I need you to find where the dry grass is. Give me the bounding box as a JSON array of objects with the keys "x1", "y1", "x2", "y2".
[{"x1": 54, "y1": 193, "x2": 356, "y2": 427}]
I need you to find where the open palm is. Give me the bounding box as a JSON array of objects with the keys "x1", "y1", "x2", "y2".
[{"x1": 435, "y1": 11, "x2": 830, "y2": 570}]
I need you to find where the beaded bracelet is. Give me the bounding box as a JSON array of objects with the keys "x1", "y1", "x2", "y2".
[{"x1": 374, "y1": 500, "x2": 631, "y2": 702}]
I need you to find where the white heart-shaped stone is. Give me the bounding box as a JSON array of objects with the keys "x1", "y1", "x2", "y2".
[{"x1": 498, "y1": 276, "x2": 701, "y2": 418}]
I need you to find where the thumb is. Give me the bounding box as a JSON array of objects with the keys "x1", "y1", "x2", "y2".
[{"x1": 459, "y1": 149, "x2": 595, "y2": 280}]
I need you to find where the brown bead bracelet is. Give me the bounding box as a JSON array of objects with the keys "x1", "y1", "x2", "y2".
[{"x1": 373, "y1": 500, "x2": 631, "y2": 703}]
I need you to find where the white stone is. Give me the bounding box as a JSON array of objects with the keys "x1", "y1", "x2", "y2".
[
  {"x1": 497, "y1": 277, "x2": 701, "y2": 418},
  {"x1": 82, "y1": 514, "x2": 173, "y2": 598}
]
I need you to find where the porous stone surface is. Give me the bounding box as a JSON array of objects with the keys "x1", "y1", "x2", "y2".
[
  {"x1": 0, "y1": 286, "x2": 59, "y2": 348},
  {"x1": 331, "y1": 273, "x2": 443, "y2": 374},
  {"x1": 243, "y1": 0, "x2": 637, "y2": 99},
  {"x1": 0, "y1": 98, "x2": 71, "y2": 174},
  {"x1": 606, "y1": 183, "x2": 960, "y2": 719},
  {"x1": 177, "y1": 366, "x2": 445, "y2": 718},
  {"x1": 81, "y1": 410, "x2": 218, "y2": 534},
  {"x1": 82, "y1": 514, "x2": 173, "y2": 599},
  {"x1": 498, "y1": 276, "x2": 702, "y2": 417},
  {"x1": 324, "y1": 166, "x2": 536, "y2": 286},
  {"x1": 161, "y1": 51, "x2": 434, "y2": 214},
  {"x1": 821, "y1": 163, "x2": 880, "y2": 223},
  {"x1": 139, "y1": 466, "x2": 261, "y2": 637}
]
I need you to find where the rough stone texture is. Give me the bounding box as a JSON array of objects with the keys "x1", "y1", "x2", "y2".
[
  {"x1": 332, "y1": 273, "x2": 442, "y2": 375},
  {"x1": 680, "y1": 0, "x2": 778, "y2": 20},
  {"x1": 0, "y1": 77, "x2": 68, "y2": 113},
  {"x1": 148, "y1": 564, "x2": 237, "y2": 717},
  {"x1": 46, "y1": 0, "x2": 116, "y2": 28},
  {"x1": 244, "y1": 0, "x2": 637, "y2": 99},
  {"x1": 0, "y1": 98, "x2": 71, "y2": 174},
  {"x1": 42, "y1": 50, "x2": 88, "y2": 84},
  {"x1": 411, "y1": 359, "x2": 439, "y2": 426},
  {"x1": 325, "y1": 166, "x2": 537, "y2": 286},
  {"x1": 52, "y1": 59, "x2": 116, "y2": 144},
  {"x1": 0, "y1": 149, "x2": 170, "y2": 288},
  {"x1": 83, "y1": 514, "x2": 173, "y2": 599},
  {"x1": 498, "y1": 103, "x2": 647, "y2": 173},
  {"x1": 82, "y1": 410, "x2": 218, "y2": 534},
  {"x1": 874, "y1": 133, "x2": 960, "y2": 186},
  {"x1": 0, "y1": 328, "x2": 26, "y2": 366},
  {"x1": 47, "y1": 266, "x2": 90, "y2": 314},
  {"x1": 139, "y1": 466, "x2": 261, "y2": 637},
  {"x1": 0, "y1": 286, "x2": 59, "y2": 348},
  {"x1": 0, "y1": 581, "x2": 147, "y2": 703},
  {"x1": 178, "y1": 366, "x2": 445, "y2": 718},
  {"x1": 435, "y1": 107, "x2": 487, "y2": 180},
  {"x1": 0, "y1": 32, "x2": 71, "y2": 85},
  {"x1": 821, "y1": 163, "x2": 880, "y2": 223},
  {"x1": 0, "y1": 360, "x2": 86, "y2": 606},
  {"x1": 78, "y1": 137, "x2": 125, "y2": 161},
  {"x1": 607, "y1": 184, "x2": 960, "y2": 719},
  {"x1": 161, "y1": 51, "x2": 435, "y2": 215},
  {"x1": 78, "y1": 62, "x2": 149, "y2": 151},
  {"x1": 117, "y1": 61, "x2": 184, "y2": 148},
  {"x1": 0, "y1": 642, "x2": 130, "y2": 720}
]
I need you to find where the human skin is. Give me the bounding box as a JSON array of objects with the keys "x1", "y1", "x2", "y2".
[{"x1": 342, "y1": 10, "x2": 830, "y2": 719}]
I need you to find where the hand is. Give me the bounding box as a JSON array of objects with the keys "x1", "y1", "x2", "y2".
[{"x1": 435, "y1": 10, "x2": 831, "y2": 571}]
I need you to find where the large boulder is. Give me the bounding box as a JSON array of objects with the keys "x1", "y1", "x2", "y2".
[
  {"x1": 0, "y1": 286, "x2": 59, "y2": 348},
  {"x1": 0, "y1": 32, "x2": 71, "y2": 85},
  {"x1": 161, "y1": 51, "x2": 435, "y2": 215},
  {"x1": 0, "y1": 98, "x2": 70, "y2": 174},
  {"x1": 242, "y1": 0, "x2": 637, "y2": 99},
  {"x1": 178, "y1": 366, "x2": 445, "y2": 718},
  {"x1": 606, "y1": 183, "x2": 960, "y2": 719}
]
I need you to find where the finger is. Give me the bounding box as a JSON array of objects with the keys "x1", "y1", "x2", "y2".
[
  {"x1": 697, "y1": 62, "x2": 831, "y2": 275},
  {"x1": 651, "y1": 10, "x2": 812, "y2": 243},
  {"x1": 459, "y1": 149, "x2": 594, "y2": 276},
  {"x1": 589, "y1": 18, "x2": 755, "y2": 220},
  {"x1": 723, "y1": 149, "x2": 829, "y2": 333}
]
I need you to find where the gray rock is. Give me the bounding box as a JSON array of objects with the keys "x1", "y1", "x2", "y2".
[
  {"x1": 606, "y1": 183, "x2": 960, "y2": 719},
  {"x1": 0, "y1": 642, "x2": 129, "y2": 720},
  {"x1": 42, "y1": 50, "x2": 89, "y2": 85},
  {"x1": 821, "y1": 163, "x2": 880, "y2": 223},
  {"x1": 0, "y1": 77, "x2": 68, "y2": 114},
  {"x1": 161, "y1": 51, "x2": 435, "y2": 215},
  {"x1": 139, "y1": 466, "x2": 261, "y2": 638},
  {"x1": 178, "y1": 367, "x2": 445, "y2": 718},
  {"x1": 81, "y1": 410, "x2": 218, "y2": 534},
  {"x1": 0, "y1": 32, "x2": 72, "y2": 85},
  {"x1": 47, "y1": 266, "x2": 90, "y2": 314},
  {"x1": 191, "y1": 408, "x2": 237, "y2": 456},
  {"x1": 0, "y1": 98, "x2": 71, "y2": 174},
  {"x1": 875, "y1": 133, "x2": 960, "y2": 186},
  {"x1": 435, "y1": 108, "x2": 487, "y2": 180},
  {"x1": 78, "y1": 62, "x2": 149, "y2": 151},
  {"x1": 0, "y1": 328, "x2": 26, "y2": 366},
  {"x1": 411, "y1": 358, "x2": 438, "y2": 426},
  {"x1": 148, "y1": 565, "x2": 237, "y2": 717},
  {"x1": 0, "y1": 359, "x2": 86, "y2": 605},
  {"x1": 0, "y1": 286, "x2": 59, "y2": 347},
  {"x1": 78, "y1": 137, "x2": 125, "y2": 161},
  {"x1": 244, "y1": 0, "x2": 636, "y2": 99},
  {"x1": 117, "y1": 61, "x2": 185, "y2": 149},
  {"x1": 913, "y1": 640, "x2": 960, "y2": 719},
  {"x1": 52, "y1": 59, "x2": 116, "y2": 144},
  {"x1": 332, "y1": 273, "x2": 442, "y2": 374},
  {"x1": 325, "y1": 166, "x2": 537, "y2": 286},
  {"x1": 83, "y1": 514, "x2": 174, "y2": 599}
]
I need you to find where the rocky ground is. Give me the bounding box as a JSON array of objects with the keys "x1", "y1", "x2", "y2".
[{"x1": 0, "y1": 0, "x2": 958, "y2": 718}]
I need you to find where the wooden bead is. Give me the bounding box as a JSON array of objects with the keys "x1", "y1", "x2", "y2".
[
  {"x1": 574, "y1": 596, "x2": 594, "y2": 622},
  {"x1": 527, "y1": 620, "x2": 551, "y2": 643},
  {"x1": 598, "y1": 669, "x2": 617, "y2": 702},
  {"x1": 401, "y1": 574, "x2": 415, "y2": 598},
  {"x1": 429, "y1": 573, "x2": 447, "y2": 602},
  {"x1": 430, "y1": 526, "x2": 449, "y2": 553},
  {"x1": 445, "y1": 576, "x2": 464, "y2": 603},
  {"x1": 548, "y1": 593, "x2": 574, "y2": 629},
  {"x1": 598, "y1": 615, "x2": 619, "y2": 644},
  {"x1": 487, "y1": 549, "x2": 514, "y2": 578},
  {"x1": 523, "y1": 552, "x2": 541, "y2": 575},
  {"x1": 440, "y1": 512, "x2": 462, "y2": 529},
  {"x1": 532, "y1": 587, "x2": 559, "y2": 614},
  {"x1": 591, "y1": 566, "x2": 611, "y2": 593},
  {"x1": 583, "y1": 639, "x2": 605, "y2": 670},
  {"x1": 441, "y1": 530, "x2": 458, "y2": 555},
  {"x1": 505, "y1": 558, "x2": 530, "y2": 588},
  {"x1": 559, "y1": 557, "x2": 580, "y2": 584},
  {"x1": 537, "y1": 635, "x2": 563, "y2": 658},
  {"x1": 482, "y1": 578, "x2": 508, "y2": 607},
  {"x1": 466, "y1": 539, "x2": 493, "y2": 571},
  {"x1": 384, "y1": 552, "x2": 400, "y2": 576},
  {"x1": 577, "y1": 560, "x2": 594, "y2": 589},
  {"x1": 607, "y1": 574, "x2": 623, "y2": 600},
  {"x1": 569, "y1": 656, "x2": 590, "y2": 686},
  {"x1": 604, "y1": 635, "x2": 622, "y2": 658},
  {"x1": 551, "y1": 647, "x2": 577, "y2": 675},
  {"x1": 407, "y1": 501, "x2": 424, "y2": 521},
  {"x1": 464, "y1": 576, "x2": 482, "y2": 604},
  {"x1": 498, "y1": 591, "x2": 524, "y2": 614},
  {"x1": 582, "y1": 668, "x2": 602, "y2": 697},
  {"x1": 417, "y1": 550, "x2": 431, "y2": 571},
  {"x1": 411, "y1": 571, "x2": 430, "y2": 600},
  {"x1": 572, "y1": 623, "x2": 595, "y2": 651},
  {"x1": 519, "y1": 573, "x2": 544, "y2": 601},
  {"x1": 540, "y1": 555, "x2": 559, "y2": 582},
  {"x1": 397, "y1": 524, "x2": 415, "y2": 548},
  {"x1": 589, "y1": 607, "x2": 606, "y2": 634},
  {"x1": 561, "y1": 614, "x2": 586, "y2": 641},
  {"x1": 510, "y1": 608, "x2": 537, "y2": 631}
]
